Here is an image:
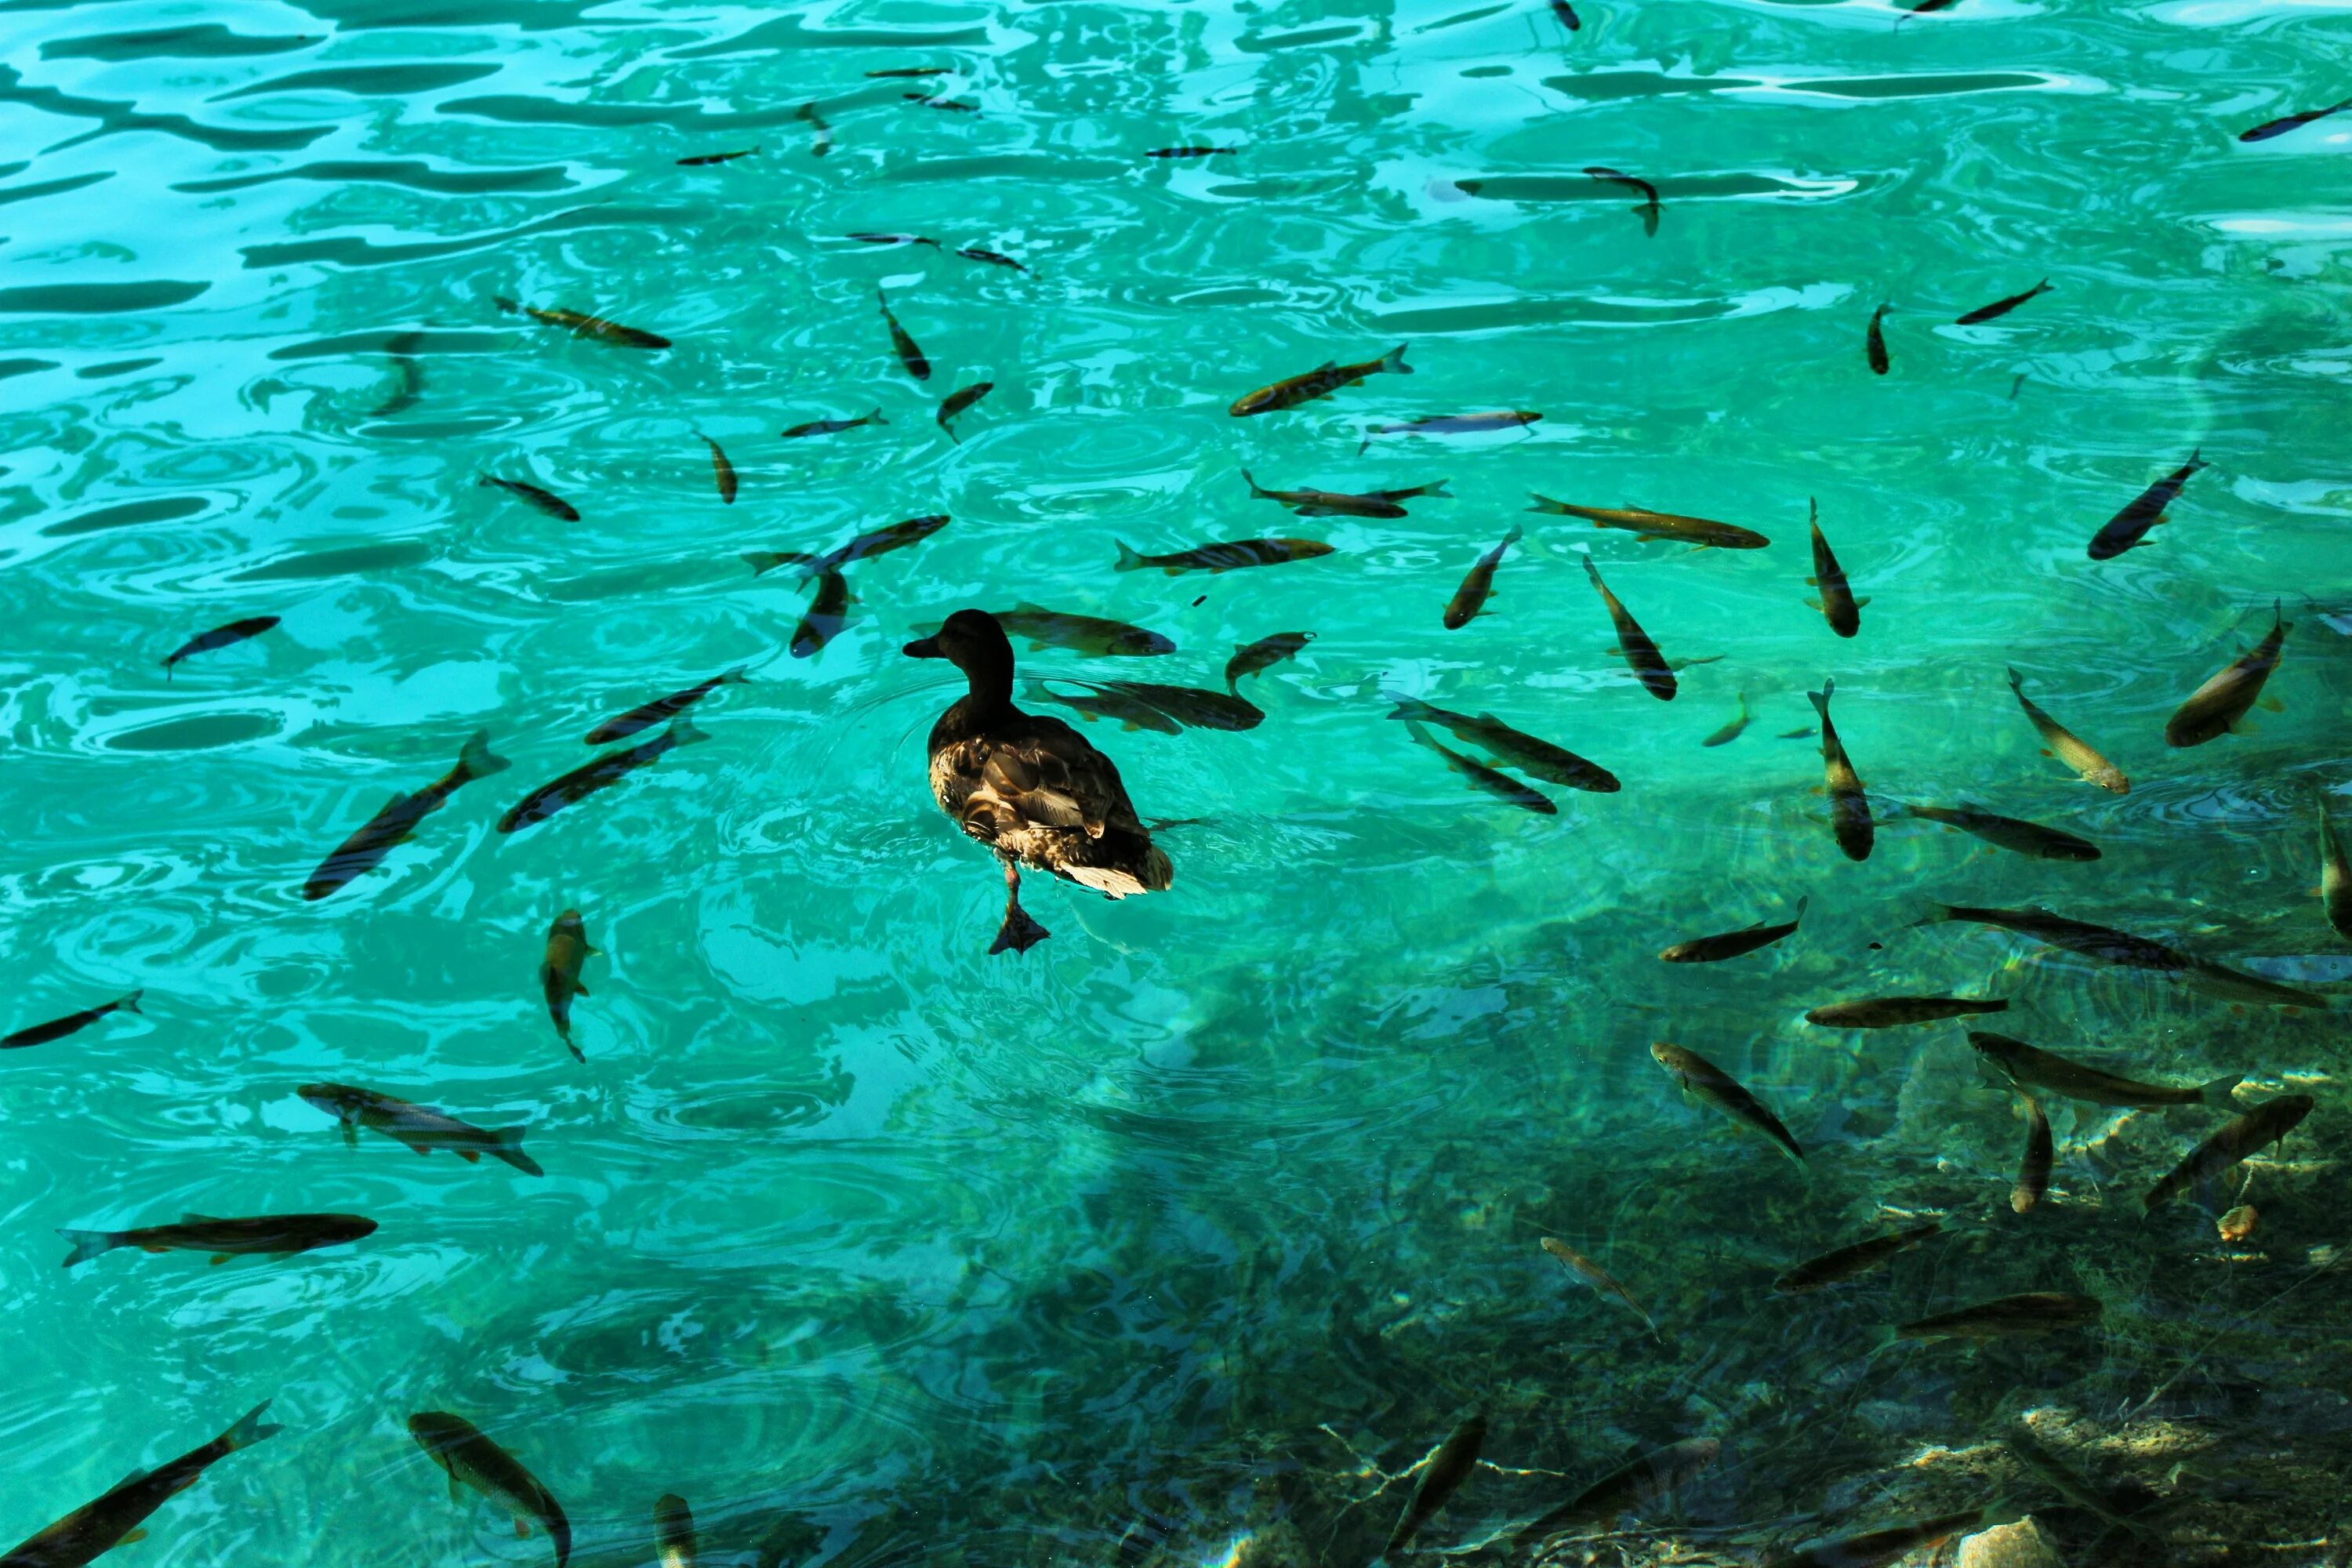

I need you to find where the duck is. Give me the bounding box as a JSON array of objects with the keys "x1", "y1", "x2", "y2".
[{"x1": 903, "y1": 609, "x2": 1174, "y2": 954}]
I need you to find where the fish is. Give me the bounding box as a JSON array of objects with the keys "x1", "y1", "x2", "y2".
[
  {"x1": 2011, "y1": 1092, "x2": 2053, "y2": 1214},
  {"x1": 1772, "y1": 1222, "x2": 1940, "y2": 1294},
  {"x1": 1091, "y1": 681, "x2": 1264, "y2": 731},
  {"x1": 1445, "y1": 525, "x2": 1521, "y2": 629},
  {"x1": 0, "y1": 1403, "x2": 281, "y2": 1568},
  {"x1": 1551, "y1": 0, "x2": 1582, "y2": 31},
  {"x1": 1407, "y1": 723, "x2": 1557, "y2": 815},
  {"x1": 1955, "y1": 278, "x2": 2053, "y2": 325},
  {"x1": 587, "y1": 670, "x2": 746, "y2": 746},
  {"x1": 677, "y1": 146, "x2": 757, "y2": 165},
  {"x1": 877, "y1": 288, "x2": 931, "y2": 381},
  {"x1": 541, "y1": 909, "x2": 596, "y2": 1062},
  {"x1": 480, "y1": 474, "x2": 580, "y2": 522},
  {"x1": 1025, "y1": 682, "x2": 1182, "y2": 735},
  {"x1": 1529, "y1": 494, "x2": 1769, "y2": 550},
  {"x1": 1650, "y1": 1041, "x2": 1803, "y2": 1163},
  {"x1": 304, "y1": 730, "x2": 513, "y2": 900},
  {"x1": 1762, "y1": 1510, "x2": 1993, "y2": 1568},
  {"x1": 2239, "y1": 97, "x2": 2352, "y2": 142},
  {"x1": 1806, "y1": 500, "x2": 1860, "y2": 637},
  {"x1": 1508, "y1": 1439, "x2": 1721, "y2": 1547},
  {"x1": 1383, "y1": 1414, "x2": 1486, "y2": 1557},
  {"x1": 1968, "y1": 1032, "x2": 2241, "y2": 1109},
  {"x1": 1229, "y1": 343, "x2": 1410, "y2": 416},
  {"x1": 1895, "y1": 802, "x2": 2101, "y2": 862},
  {"x1": 655, "y1": 1494, "x2": 697, "y2": 1568},
  {"x1": 1242, "y1": 470, "x2": 1449, "y2": 519},
  {"x1": 2321, "y1": 786, "x2": 2352, "y2": 940},
  {"x1": 2143, "y1": 1095, "x2": 2314, "y2": 1210},
  {"x1": 907, "y1": 95, "x2": 978, "y2": 112},
  {"x1": 410, "y1": 1412, "x2": 571, "y2": 1568},
  {"x1": 1659, "y1": 898, "x2": 1806, "y2": 964},
  {"x1": 1115, "y1": 537, "x2": 1334, "y2": 575},
  {"x1": 985, "y1": 606, "x2": 1174, "y2": 659},
  {"x1": 58, "y1": 1211, "x2": 376, "y2": 1268},
  {"x1": 1367, "y1": 411, "x2": 1539, "y2": 439},
  {"x1": 495, "y1": 296, "x2": 669, "y2": 350},
  {"x1": 2, "y1": 990, "x2": 143, "y2": 1051},
  {"x1": 956, "y1": 247, "x2": 1027, "y2": 271},
  {"x1": 751, "y1": 515, "x2": 952, "y2": 581},
  {"x1": 1585, "y1": 165, "x2": 1661, "y2": 236},
  {"x1": 1226, "y1": 631, "x2": 1313, "y2": 691},
  {"x1": 1905, "y1": 0, "x2": 1962, "y2": 11},
  {"x1": 846, "y1": 232, "x2": 940, "y2": 249},
  {"x1": 2000, "y1": 1428, "x2": 2155, "y2": 1541},
  {"x1": 1921, "y1": 904, "x2": 2193, "y2": 971},
  {"x1": 866, "y1": 67, "x2": 949, "y2": 78},
  {"x1": 371, "y1": 350, "x2": 423, "y2": 416},
  {"x1": 797, "y1": 102, "x2": 832, "y2": 157},
  {"x1": 1701, "y1": 695, "x2": 1749, "y2": 748},
  {"x1": 2087, "y1": 449, "x2": 2205, "y2": 560},
  {"x1": 2005, "y1": 667, "x2": 2128, "y2": 792},
  {"x1": 938, "y1": 380, "x2": 993, "y2": 443},
  {"x1": 1778, "y1": 727, "x2": 1816, "y2": 739},
  {"x1": 299, "y1": 1082, "x2": 543, "y2": 1175},
  {"x1": 2165, "y1": 602, "x2": 2287, "y2": 748},
  {"x1": 1145, "y1": 145, "x2": 1236, "y2": 158},
  {"x1": 1810, "y1": 679, "x2": 1872, "y2": 860},
  {"x1": 1896, "y1": 1294, "x2": 2101, "y2": 1344},
  {"x1": 1866, "y1": 302, "x2": 1890, "y2": 375},
  {"x1": 1584, "y1": 556, "x2": 1675, "y2": 700},
  {"x1": 699, "y1": 435, "x2": 737, "y2": 504},
  {"x1": 1804, "y1": 996, "x2": 2006, "y2": 1029},
  {"x1": 1540, "y1": 1236, "x2": 1659, "y2": 1338},
  {"x1": 498, "y1": 719, "x2": 708, "y2": 836},
  {"x1": 780, "y1": 409, "x2": 885, "y2": 439},
  {"x1": 162, "y1": 614, "x2": 281, "y2": 680},
  {"x1": 1385, "y1": 698, "x2": 1618, "y2": 792},
  {"x1": 792, "y1": 569, "x2": 851, "y2": 659}
]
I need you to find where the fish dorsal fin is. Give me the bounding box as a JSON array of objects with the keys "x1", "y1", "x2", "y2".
[{"x1": 1313, "y1": 360, "x2": 1338, "y2": 372}]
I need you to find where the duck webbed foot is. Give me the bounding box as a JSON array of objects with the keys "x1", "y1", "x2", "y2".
[{"x1": 989, "y1": 855, "x2": 1051, "y2": 956}]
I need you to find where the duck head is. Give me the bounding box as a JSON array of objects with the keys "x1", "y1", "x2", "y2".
[{"x1": 905, "y1": 608, "x2": 1014, "y2": 707}]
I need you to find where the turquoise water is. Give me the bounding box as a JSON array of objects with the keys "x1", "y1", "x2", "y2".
[{"x1": 5, "y1": 0, "x2": 2352, "y2": 1563}]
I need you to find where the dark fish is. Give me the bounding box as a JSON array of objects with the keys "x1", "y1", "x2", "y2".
[
  {"x1": 1444, "y1": 525, "x2": 1521, "y2": 629},
  {"x1": 1955, "y1": 278, "x2": 2052, "y2": 325},
  {"x1": 1763, "y1": 1510, "x2": 1991, "y2": 1568},
  {"x1": 1777, "y1": 727, "x2": 1816, "y2": 739},
  {"x1": 163, "y1": 614, "x2": 279, "y2": 678},
  {"x1": 1921, "y1": 904, "x2": 2194, "y2": 971},
  {"x1": 410, "y1": 1413, "x2": 571, "y2": 1568},
  {"x1": 541, "y1": 908, "x2": 595, "y2": 1062},
  {"x1": 498, "y1": 719, "x2": 709, "y2": 836},
  {"x1": 781, "y1": 408, "x2": 886, "y2": 440},
  {"x1": 1510, "y1": 1439, "x2": 1720, "y2": 1547},
  {"x1": 299, "y1": 1082, "x2": 543, "y2": 1175},
  {"x1": 2239, "y1": 97, "x2": 2352, "y2": 142},
  {"x1": 1225, "y1": 631, "x2": 1312, "y2": 691},
  {"x1": 2165, "y1": 601, "x2": 2287, "y2": 748},
  {"x1": 877, "y1": 288, "x2": 931, "y2": 381},
  {"x1": 1650, "y1": 1041, "x2": 1803, "y2": 1163},
  {"x1": 1540, "y1": 1236, "x2": 1658, "y2": 1338},
  {"x1": 1242, "y1": 470, "x2": 1450, "y2": 519},
  {"x1": 2, "y1": 989, "x2": 142, "y2": 1051},
  {"x1": 1906, "y1": 0, "x2": 1962, "y2": 10},
  {"x1": 1383, "y1": 1415, "x2": 1486, "y2": 1557},
  {"x1": 866, "y1": 67, "x2": 950, "y2": 78},
  {"x1": 2012, "y1": 1093, "x2": 2053, "y2": 1214},
  {"x1": 1116, "y1": 537, "x2": 1333, "y2": 575},
  {"x1": 1866, "y1": 302, "x2": 1890, "y2": 375},
  {"x1": 987, "y1": 606, "x2": 1174, "y2": 658},
  {"x1": 304, "y1": 730, "x2": 512, "y2": 900},
  {"x1": 1229, "y1": 344, "x2": 1410, "y2": 416},
  {"x1": 1530, "y1": 494, "x2": 1769, "y2": 550},
  {"x1": 797, "y1": 102, "x2": 832, "y2": 157},
  {"x1": 1145, "y1": 145, "x2": 1236, "y2": 158},
  {"x1": 1025, "y1": 681, "x2": 1181, "y2": 735},
  {"x1": 1407, "y1": 723, "x2": 1557, "y2": 815},
  {"x1": 587, "y1": 670, "x2": 746, "y2": 746},
  {"x1": 480, "y1": 474, "x2": 579, "y2": 522},
  {"x1": 1895, "y1": 1294, "x2": 2100, "y2": 1343},
  {"x1": 2005, "y1": 667, "x2": 2128, "y2": 793},
  {"x1": 2146, "y1": 1096, "x2": 2315, "y2": 1210},
  {"x1": 1660, "y1": 898, "x2": 1806, "y2": 964},
  {"x1": 1551, "y1": 0, "x2": 1582, "y2": 31},
  {"x1": 2321, "y1": 786, "x2": 2352, "y2": 939},
  {"x1": 750, "y1": 515, "x2": 952, "y2": 581},
  {"x1": 907, "y1": 95, "x2": 978, "y2": 112},
  {"x1": 956, "y1": 247, "x2": 1027, "y2": 271},
  {"x1": 2088, "y1": 448, "x2": 2205, "y2": 560},
  {"x1": 1896, "y1": 801, "x2": 2100, "y2": 862},
  {"x1": 0, "y1": 1403, "x2": 280, "y2": 1568},
  {"x1": 699, "y1": 434, "x2": 737, "y2": 504},
  {"x1": 371, "y1": 350, "x2": 423, "y2": 416},
  {"x1": 495, "y1": 296, "x2": 669, "y2": 350},
  {"x1": 1701, "y1": 695, "x2": 1748, "y2": 747},
  {"x1": 1806, "y1": 500, "x2": 1860, "y2": 637},
  {"x1": 58, "y1": 1211, "x2": 376, "y2": 1268},
  {"x1": 1387, "y1": 697, "x2": 1618, "y2": 792},
  {"x1": 1810, "y1": 679, "x2": 1871, "y2": 860},
  {"x1": 1368, "y1": 411, "x2": 1539, "y2": 437},
  {"x1": 655, "y1": 1494, "x2": 697, "y2": 1568},
  {"x1": 676, "y1": 145, "x2": 757, "y2": 165},
  {"x1": 1805, "y1": 996, "x2": 2005, "y2": 1029},
  {"x1": 1585, "y1": 165, "x2": 1661, "y2": 236},
  {"x1": 791, "y1": 570, "x2": 851, "y2": 659},
  {"x1": 1584, "y1": 556, "x2": 1675, "y2": 700},
  {"x1": 938, "y1": 380, "x2": 993, "y2": 443},
  {"x1": 1969, "y1": 1030, "x2": 2240, "y2": 1109},
  {"x1": 847, "y1": 232, "x2": 940, "y2": 249},
  {"x1": 1084, "y1": 681, "x2": 1264, "y2": 731},
  {"x1": 2001, "y1": 1429, "x2": 2155, "y2": 1541},
  {"x1": 1773, "y1": 1222, "x2": 1939, "y2": 1294}
]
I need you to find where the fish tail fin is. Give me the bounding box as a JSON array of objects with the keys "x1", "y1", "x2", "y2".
[
  {"x1": 1113, "y1": 541, "x2": 1145, "y2": 572},
  {"x1": 1807, "y1": 685, "x2": 1831, "y2": 718},
  {"x1": 667, "y1": 716, "x2": 710, "y2": 747},
  {"x1": 1906, "y1": 903, "x2": 1958, "y2": 930},
  {"x1": 492, "y1": 296, "x2": 520, "y2": 315},
  {"x1": 222, "y1": 1400, "x2": 284, "y2": 1451},
  {"x1": 1384, "y1": 343, "x2": 1413, "y2": 375},
  {"x1": 2034, "y1": 277, "x2": 2053, "y2": 293},
  {"x1": 117, "y1": 989, "x2": 143, "y2": 1015},
  {"x1": 1791, "y1": 895, "x2": 1809, "y2": 926},
  {"x1": 1385, "y1": 697, "x2": 1432, "y2": 723},
  {"x1": 1403, "y1": 721, "x2": 1436, "y2": 750},
  {"x1": 1525, "y1": 492, "x2": 1570, "y2": 515},
  {"x1": 1356, "y1": 434, "x2": 1372, "y2": 458},
  {"x1": 1499, "y1": 522, "x2": 1523, "y2": 546},
  {"x1": 57, "y1": 1229, "x2": 117, "y2": 1268},
  {"x1": 456, "y1": 730, "x2": 512, "y2": 781},
  {"x1": 869, "y1": 408, "x2": 887, "y2": 424},
  {"x1": 1241, "y1": 469, "x2": 1269, "y2": 498},
  {"x1": 2198, "y1": 1073, "x2": 2244, "y2": 1106},
  {"x1": 492, "y1": 1126, "x2": 545, "y2": 1177},
  {"x1": 1422, "y1": 478, "x2": 1452, "y2": 497}
]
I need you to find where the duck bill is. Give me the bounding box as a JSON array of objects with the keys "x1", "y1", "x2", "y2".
[{"x1": 902, "y1": 635, "x2": 943, "y2": 659}]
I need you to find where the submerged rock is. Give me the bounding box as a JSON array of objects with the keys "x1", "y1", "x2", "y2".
[{"x1": 1957, "y1": 1518, "x2": 2065, "y2": 1568}]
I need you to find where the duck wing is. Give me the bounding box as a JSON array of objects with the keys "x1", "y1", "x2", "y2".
[{"x1": 982, "y1": 745, "x2": 1099, "y2": 835}]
